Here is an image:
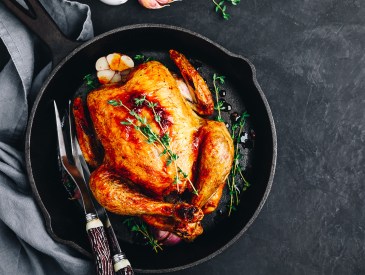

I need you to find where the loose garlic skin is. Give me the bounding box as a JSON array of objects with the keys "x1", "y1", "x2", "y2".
[{"x1": 96, "y1": 53, "x2": 134, "y2": 84}]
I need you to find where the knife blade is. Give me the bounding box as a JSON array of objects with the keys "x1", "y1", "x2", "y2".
[
  {"x1": 54, "y1": 101, "x2": 113, "y2": 275},
  {"x1": 69, "y1": 101, "x2": 134, "y2": 275}
]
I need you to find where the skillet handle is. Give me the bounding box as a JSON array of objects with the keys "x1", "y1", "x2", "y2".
[{"x1": 1, "y1": 0, "x2": 81, "y2": 67}]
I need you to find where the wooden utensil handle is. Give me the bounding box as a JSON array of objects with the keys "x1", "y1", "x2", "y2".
[
  {"x1": 115, "y1": 265, "x2": 134, "y2": 275},
  {"x1": 104, "y1": 218, "x2": 134, "y2": 274},
  {"x1": 86, "y1": 215, "x2": 113, "y2": 275},
  {"x1": 113, "y1": 254, "x2": 134, "y2": 275}
]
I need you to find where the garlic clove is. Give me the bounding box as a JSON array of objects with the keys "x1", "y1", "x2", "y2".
[
  {"x1": 97, "y1": 69, "x2": 115, "y2": 84},
  {"x1": 110, "y1": 72, "x2": 122, "y2": 83},
  {"x1": 138, "y1": 0, "x2": 166, "y2": 9},
  {"x1": 121, "y1": 55, "x2": 135, "y2": 69},
  {"x1": 107, "y1": 53, "x2": 122, "y2": 71},
  {"x1": 95, "y1": 56, "x2": 110, "y2": 71},
  {"x1": 117, "y1": 58, "x2": 130, "y2": 72}
]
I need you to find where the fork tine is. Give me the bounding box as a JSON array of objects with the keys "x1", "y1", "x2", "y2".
[
  {"x1": 68, "y1": 100, "x2": 83, "y2": 173},
  {"x1": 54, "y1": 101, "x2": 67, "y2": 159},
  {"x1": 68, "y1": 100, "x2": 76, "y2": 160},
  {"x1": 53, "y1": 105, "x2": 114, "y2": 275}
]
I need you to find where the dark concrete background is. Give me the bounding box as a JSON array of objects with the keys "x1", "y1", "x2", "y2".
[
  {"x1": 2, "y1": 0, "x2": 364, "y2": 274},
  {"x1": 81, "y1": 0, "x2": 365, "y2": 274}
]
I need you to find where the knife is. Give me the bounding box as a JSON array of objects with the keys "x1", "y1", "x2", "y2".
[
  {"x1": 68, "y1": 101, "x2": 134, "y2": 275},
  {"x1": 54, "y1": 101, "x2": 114, "y2": 275}
]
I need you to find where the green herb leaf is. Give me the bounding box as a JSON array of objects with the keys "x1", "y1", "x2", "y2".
[
  {"x1": 131, "y1": 225, "x2": 139, "y2": 232},
  {"x1": 229, "y1": 0, "x2": 240, "y2": 5},
  {"x1": 154, "y1": 114, "x2": 161, "y2": 123},
  {"x1": 109, "y1": 96, "x2": 199, "y2": 195},
  {"x1": 108, "y1": 99, "x2": 120, "y2": 106},
  {"x1": 166, "y1": 158, "x2": 173, "y2": 166},
  {"x1": 124, "y1": 217, "x2": 163, "y2": 253},
  {"x1": 83, "y1": 74, "x2": 96, "y2": 89},
  {"x1": 173, "y1": 175, "x2": 181, "y2": 185},
  {"x1": 134, "y1": 54, "x2": 145, "y2": 61},
  {"x1": 134, "y1": 96, "x2": 146, "y2": 106},
  {"x1": 178, "y1": 167, "x2": 188, "y2": 178},
  {"x1": 160, "y1": 133, "x2": 170, "y2": 146},
  {"x1": 147, "y1": 101, "x2": 158, "y2": 108},
  {"x1": 134, "y1": 54, "x2": 155, "y2": 63},
  {"x1": 211, "y1": 73, "x2": 253, "y2": 216},
  {"x1": 170, "y1": 153, "x2": 179, "y2": 161},
  {"x1": 141, "y1": 117, "x2": 147, "y2": 125}
]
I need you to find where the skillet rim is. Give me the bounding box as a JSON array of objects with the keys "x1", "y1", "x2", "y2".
[{"x1": 25, "y1": 23, "x2": 277, "y2": 273}]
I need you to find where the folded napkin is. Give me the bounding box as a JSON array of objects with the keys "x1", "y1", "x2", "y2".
[{"x1": 0, "y1": 1, "x2": 95, "y2": 274}]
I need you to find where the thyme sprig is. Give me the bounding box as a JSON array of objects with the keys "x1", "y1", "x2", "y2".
[
  {"x1": 212, "y1": 0, "x2": 241, "y2": 20},
  {"x1": 83, "y1": 74, "x2": 98, "y2": 90},
  {"x1": 123, "y1": 217, "x2": 163, "y2": 253},
  {"x1": 211, "y1": 73, "x2": 251, "y2": 216},
  {"x1": 213, "y1": 0, "x2": 230, "y2": 20},
  {"x1": 108, "y1": 98, "x2": 198, "y2": 195},
  {"x1": 213, "y1": 73, "x2": 225, "y2": 122},
  {"x1": 227, "y1": 111, "x2": 250, "y2": 216},
  {"x1": 134, "y1": 54, "x2": 155, "y2": 63},
  {"x1": 228, "y1": 0, "x2": 240, "y2": 5}
]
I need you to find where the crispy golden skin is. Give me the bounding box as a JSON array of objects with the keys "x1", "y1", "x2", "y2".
[{"x1": 74, "y1": 50, "x2": 234, "y2": 240}]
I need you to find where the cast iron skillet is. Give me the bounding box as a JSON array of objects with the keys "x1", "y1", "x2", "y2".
[{"x1": 3, "y1": 0, "x2": 277, "y2": 273}]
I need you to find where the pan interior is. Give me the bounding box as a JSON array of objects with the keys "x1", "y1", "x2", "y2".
[{"x1": 28, "y1": 26, "x2": 275, "y2": 272}]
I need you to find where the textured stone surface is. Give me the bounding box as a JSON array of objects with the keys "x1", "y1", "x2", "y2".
[
  {"x1": 80, "y1": 0, "x2": 365, "y2": 274},
  {"x1": 1, "y1": 0, "x2": 362, "y2": 273}
]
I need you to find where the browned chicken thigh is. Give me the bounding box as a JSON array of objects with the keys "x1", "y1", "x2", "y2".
[{"x1": 73, "y1": 50, "x2": 234, "y2": 240}]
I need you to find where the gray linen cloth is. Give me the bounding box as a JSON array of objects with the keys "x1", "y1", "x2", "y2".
[{"x1": 0, "y1": 0, "x2": 95, "y2": 274}]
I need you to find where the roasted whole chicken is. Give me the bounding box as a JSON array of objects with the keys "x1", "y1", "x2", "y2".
[{"x1": 73, "y1": 50, "x2": 234, "y2": 241}]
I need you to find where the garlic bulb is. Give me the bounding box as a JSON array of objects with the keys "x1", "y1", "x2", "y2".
[{"x1": 95, "y1": 53, "x2": 134, "y2": 84}]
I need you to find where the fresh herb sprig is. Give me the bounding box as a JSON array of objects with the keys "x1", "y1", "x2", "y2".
[
  {"x1": 134, "y1": 54, "x2": 155, "y2": 63},
  {"x1": 228, "y1": 0, "x2": 240, "y2": 5},
  {"x1": 213, "y1": 73, "x2": 225, "y2": 122},
  {"x1": 83, "y1": 74, "x2": 98, "y2": 90},
  {"x1": 213, "y1": 0, "x2": 230, "y2": 20},
  {"x1": 211, "y1": 73, "x2": 251, "y2": 215},
  {"x1": 227, "y1": 112, "x2": 250, "y2": 216},
  {"x1": 212, "y1": 0, "x2": 241, "y2": 20},
  {"x1": 123, "y1": 217, "x2": 163, "y2": 253},
  {"x1": 108, "y1": 98, "x2": 198, "y2": 195}
]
